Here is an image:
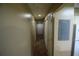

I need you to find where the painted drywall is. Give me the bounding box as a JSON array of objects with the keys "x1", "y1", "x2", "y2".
[
  {"x1": 44, "y1": 13, "x2": 53, "y2": 56},
  {"x1": 53, "y1": 4, "x2": 74, "y2": 56},
  {"x1": 44, "y1": 20, "x2": 48, "y2": 49},
  {"x1": 0, "y1": 4, "x2": 32, "y2": 56}
]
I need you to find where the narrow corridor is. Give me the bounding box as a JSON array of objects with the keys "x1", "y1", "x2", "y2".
[{"x1": 33, "y1": 39, "x2": 48, "y2": 56}]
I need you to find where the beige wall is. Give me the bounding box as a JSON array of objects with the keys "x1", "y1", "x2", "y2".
[
  {"x1": 44, "y1": 13, "x2": 53, "y2": 56},
  {"x1": 53, "y1": 4, "x2": 74, "y2": 56},
  {"x1": 0, "y1": 4, "x2": 32, "y2": 56}
]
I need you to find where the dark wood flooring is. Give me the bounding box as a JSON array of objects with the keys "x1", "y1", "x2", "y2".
[{"x1": 33, "y1": 39, "x2": 48, "y2": 56}]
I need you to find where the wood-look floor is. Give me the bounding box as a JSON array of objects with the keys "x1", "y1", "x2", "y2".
[{"x1": 33, "y1": 39, "x2": 48, "y2": 56}]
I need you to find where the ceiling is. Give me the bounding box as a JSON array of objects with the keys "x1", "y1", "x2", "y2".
[
  {"x1": 27, "y1": 3, "x2": 62, "y2": 19},
  {"x1": 0, "y1": 3, "x2": 62, "y2": 20}
]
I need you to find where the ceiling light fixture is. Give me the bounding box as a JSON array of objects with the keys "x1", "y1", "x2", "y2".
[{"x1": 38, "y1": 14, "x2": 42, "y2": 17}]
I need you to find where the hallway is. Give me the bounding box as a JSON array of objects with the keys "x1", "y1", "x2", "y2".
[{"x1": 0, "y1": 3, "x2": 76, "y2": 56}]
